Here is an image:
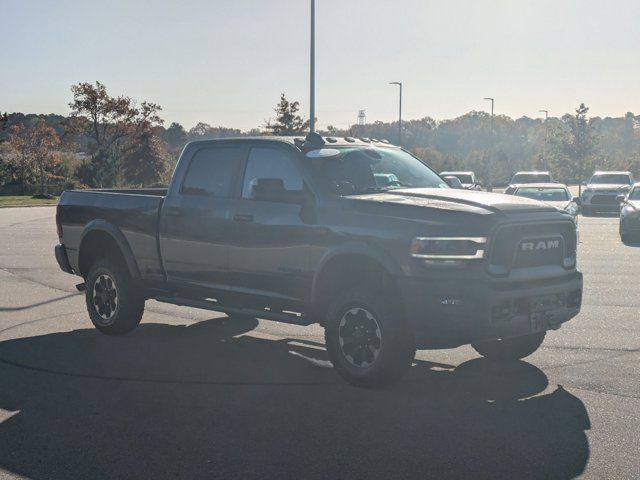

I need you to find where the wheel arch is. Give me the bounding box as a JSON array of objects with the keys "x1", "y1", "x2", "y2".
[
  {"x1": 310, "y1": 245, "x2": 403, "y2": 324},
  {"x1": 78, "y1": 220, "x2": 141, "y2": 279}
]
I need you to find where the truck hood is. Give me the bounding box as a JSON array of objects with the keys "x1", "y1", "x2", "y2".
[{"x1": 347, "y1": 188, "x2": 556, "y2": 215}]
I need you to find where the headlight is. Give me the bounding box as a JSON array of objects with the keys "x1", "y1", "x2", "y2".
[
  {"x1": 621, "y1": 205, "x2": 637, "y2": 217},
  {"x1": 564, "y1": 202, "x2": 578, "y2": 216},
  {"x1": 410, "y1": 237, "x2": 487, "y2": 262}
]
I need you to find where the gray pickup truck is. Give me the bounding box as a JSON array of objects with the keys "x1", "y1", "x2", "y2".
[{"x1": 55, "y1": 133, "x2": 583, "y2": 386}]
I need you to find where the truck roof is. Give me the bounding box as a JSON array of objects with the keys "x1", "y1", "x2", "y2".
[
  {"x1": 592, "y1": 170, "x2": 631, "y2": 175},
  {"x1": 184, "y1": 135, "x2": 397, "y2": 150}
]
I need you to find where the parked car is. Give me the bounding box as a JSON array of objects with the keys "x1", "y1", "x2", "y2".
[
  {"x1": 55, "y1": 133, "x2": 583, "y2": 387},
  {"x1": 581, "y1": 171, "x2": 635, "y2": 215},
  {"x1": 505, "y1": 171, "x2": 553, "y2": 194},
  {"x1": 439, "y1": 171, "x2": 482, "y2": 190},
  {"x1": 619, "y1": 182, "x2": 640, "y2": 243},
  {"x1": 507, "y1": 183, "x2": 579, "y2": 221}
]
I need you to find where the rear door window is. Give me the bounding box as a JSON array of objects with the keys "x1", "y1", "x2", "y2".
[{"x1": 182, "y1": 146, "x2": 245, "y2": 196}]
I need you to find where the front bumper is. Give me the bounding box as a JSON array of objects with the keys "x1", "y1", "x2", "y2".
[
  {"x1": 581, "y1": 195, "x2": 622, "y2": 212},
  {"x1": 399, "y1": 271, "x2": 583, "y2": 348},
  {"x1": 55, "y1": 244, "x2": 74, "y2": 274}
]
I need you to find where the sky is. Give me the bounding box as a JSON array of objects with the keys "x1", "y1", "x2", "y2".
[{"x1": 2, "y1": 0, "x2": 640, "y2": 131}]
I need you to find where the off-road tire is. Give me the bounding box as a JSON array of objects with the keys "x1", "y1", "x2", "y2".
[
  {"x1": 472, "y1": 332, "x2": 546, "y2": 361},
  {"x1": 324, "y1": 289, "x2": 415, "y2": 388},
  {"x1": 85, "y1": 258, "x2": 145, "y2": 335}
]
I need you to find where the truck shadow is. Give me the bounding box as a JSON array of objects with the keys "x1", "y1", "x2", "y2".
[{"x1": 0, "y1": 316, "x2": 590, "y2": 479}]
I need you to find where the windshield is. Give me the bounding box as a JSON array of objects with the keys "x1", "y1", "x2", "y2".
[
  {"x1": 629, "y1": 188, "x2": 640, "y2": 200},
  {"x1": 514, "y1": 187, "x2": 570, "y2": 202},
  {"x1": 308, "y1": 147, "x2": 448, "y2": 195},
  {"x1": 450, "y1": 174, "x2": 473, "y2": 184},
  {"x1": 512, "y1": 173, "x2": 551, "y2": 184},
  {"x1": 590, "y1": 174, "x2": 631, "y2": 185}
]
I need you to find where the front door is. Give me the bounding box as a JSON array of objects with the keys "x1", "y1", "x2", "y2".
[{"x1": 227, "y1": 145, "x2": 315, "y2": 307}]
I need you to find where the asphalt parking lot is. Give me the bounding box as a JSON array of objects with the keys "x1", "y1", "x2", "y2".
[{"x1": 0, "y1": 207, "x2": 638, "y2": 479}]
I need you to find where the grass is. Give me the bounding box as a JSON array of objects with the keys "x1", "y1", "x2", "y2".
[{"x1": 0, "y1": 195, "x2": 58, "y2": 206}]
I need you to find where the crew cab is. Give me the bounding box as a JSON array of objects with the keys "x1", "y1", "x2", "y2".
[
  {"x1": 505, "y1": 171, "x2": 553, "y2": 194},
  {"x1": 439, "y1": 171, "x2": 482, "y2": 190},
  {"x1": 55, "y1": 134, "x2": 583, "y2": 387},
  {"x1": 581, "y1": 171, "x2": 635, "y2": 215},
  {"x1": 619, "y1": 182, "x2": 640, "y2": 243}
]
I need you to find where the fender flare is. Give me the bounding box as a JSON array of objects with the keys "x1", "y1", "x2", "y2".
[
  {"x1": 78, "y1": 219, "x2": 141, "y2": 278},
  {"x1": 310, "y1": 242, "x2": 402, "y2": 308}
]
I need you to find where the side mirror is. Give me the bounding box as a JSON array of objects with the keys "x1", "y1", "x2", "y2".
[
  {"x1": 250, "y1": 178, "x2": 306, "y2": 204},
  {"x1": 572, "y1": 196, "x2": 581, "y2": 205},
  {"x1": 581, "y1": 181, "x2": 587, "y2": 186},
  {"x1": 616, "y1": 194, "x2": 626, "y2": 203}
]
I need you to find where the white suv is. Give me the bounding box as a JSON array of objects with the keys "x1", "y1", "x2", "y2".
[{"x1": 581, "y1": 171, "x2": 634, "y2": 215}]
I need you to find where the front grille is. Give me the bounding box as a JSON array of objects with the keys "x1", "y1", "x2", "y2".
[
  {"x1": 591, "y1": 195, "x2": 619, "y2": 205},
  {"x1": 488, "y1": 221, "x2": 576, "y2": 275}
]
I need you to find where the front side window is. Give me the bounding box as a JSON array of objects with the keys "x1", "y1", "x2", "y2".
[
  {"x1": 182, "y1": 146, "x2": 244, "y2": 196},
  {"x1": 309, "y1": 147, "x2": 447, "y2": 195},
  {"x1": 629, "y1": 187, "x2": 640, "y2": 200},
  {"x1": 241, "y1": 147, "x2": 304, "y2": 199}
]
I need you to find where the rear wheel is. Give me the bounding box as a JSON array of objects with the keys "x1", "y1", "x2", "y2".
[
  {"x1": 324, "y1": 289, "x2": 415, "y2": 388},
  {"x1": 85, "y1": 258, "x2": 145, "y2": 335},
  {"x1": 472, "y1": 332, "x2": 545, "y2": 361}
]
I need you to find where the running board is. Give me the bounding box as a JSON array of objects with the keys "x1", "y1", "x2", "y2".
[{"x1": 154, "y1": 295, "x2": 313, "y2": 326}]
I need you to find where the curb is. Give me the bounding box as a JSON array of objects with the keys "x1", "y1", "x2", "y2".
[{"x1": 0, "y1": 204, "x2": 57, "y2": 209}]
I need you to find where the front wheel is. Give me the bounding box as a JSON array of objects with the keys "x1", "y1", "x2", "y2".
[
  {"x1": 324, "y1": 290, "x2": 415, "y2": 388},
  {"x1": 472, "y1": 332, "x2": 546, "y2": 361},
  {"x1": 85, "y1": 258, "x2": 145, "y2": 335}
]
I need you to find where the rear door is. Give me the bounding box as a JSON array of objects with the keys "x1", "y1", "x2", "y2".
[
  {"x1": 159, "y1": 144, "x2": 247, "y2": 290},
  {"x1": 227, "y1": 144, "x2": 315, "y2": 306}
]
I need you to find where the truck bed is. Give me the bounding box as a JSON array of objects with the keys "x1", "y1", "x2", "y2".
[{"x1": 57, "y1": 189, "x2": 167, "y2": 280}]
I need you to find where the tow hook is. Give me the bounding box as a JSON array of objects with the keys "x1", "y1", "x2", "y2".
[{"x1": 75, "y1": 282, "x2": 87, "y2": 292}]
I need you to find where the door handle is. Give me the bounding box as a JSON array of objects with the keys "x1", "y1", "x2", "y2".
[{"x1": 233, "y1": 214, "x2": 254, "y2": 223}]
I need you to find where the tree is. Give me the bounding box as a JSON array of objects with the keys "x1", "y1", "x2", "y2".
[
  {"x1": 549, "y1": 103, "x2": 598, "y2": 190},
  {"x1": 68, "y1": 81, "x2": 164, "y2": 187},
  {"x1": 30, "y1": 122, "x2": 61, "y2": 195},
  {"x1": 5, "y1": 122, "x2": 60, "y2": 195},
  {"x1": 264, "y1": 93, "x2": 309, "y2": 135},
  {"x1": 164, "y1": 122, "x2": 187, "y2": 149},
  {"x1": 121, "y1": 133, "x2": 171, "y2": 185}
]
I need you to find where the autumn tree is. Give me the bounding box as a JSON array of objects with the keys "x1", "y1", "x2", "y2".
[
  {"x1": 5, "y1": 122, "x2": 60, "y2": 195},
  {"x1": 264, "y1": 94, "x2": 309, "y2": 135},
  {"x1": 68, "y1": 81, "x2": 164, "y2": 187}
]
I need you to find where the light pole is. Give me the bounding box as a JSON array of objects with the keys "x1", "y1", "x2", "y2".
[
  {"x1": 389, "y1": 82, "x2": 402, "y2": 145},
  {"x1": 539, "y1": 109, "x2": 548, "y2": 168},
  {"x1": 484, "y1": 97, "x2": 494, "y2": 190},
  {"x1": 309, "y1": 0, "x2": 315, "y2": 133}
]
